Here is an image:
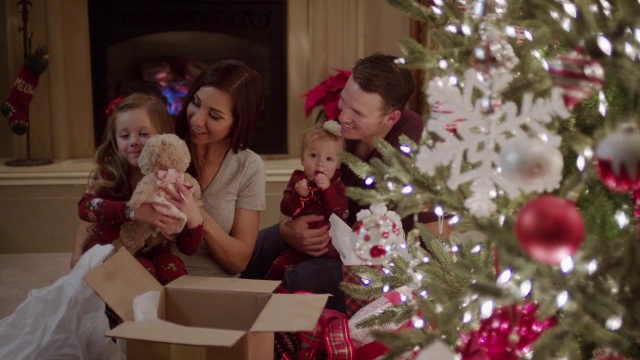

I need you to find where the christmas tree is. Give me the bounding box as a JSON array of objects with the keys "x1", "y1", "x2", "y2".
[{"x1": 341, "y1": 0, "x2": 640, "y2": 359}]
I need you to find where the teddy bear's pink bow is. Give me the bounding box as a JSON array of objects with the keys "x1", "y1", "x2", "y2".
[{"x1": 156, "y1": 169, "x2": 185, "y2": 187}]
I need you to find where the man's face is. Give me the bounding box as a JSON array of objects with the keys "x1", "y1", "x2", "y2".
[{"x1": 337, "y1": 76, "x2": 392, "y2": 144}]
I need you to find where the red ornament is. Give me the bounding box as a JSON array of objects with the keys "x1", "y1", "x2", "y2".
[
  {"x1": 353, "y1": 220, "x2": 363, "y2": 232},
  {"x1": 592, "y1": 349, "x2": 627, "y2": 360},
  {"x1": 456, "y1": 302, "x2": 557, "y2": 359},
  {"x1": 515, "y1": 195, "x2": 585, "y2": 265},
  {"x1": 548, "y1": 46, "x2": 604, "y2": 110},
  {"x1": 595, "y1": 123, "x2": 640, "y2": 192},
  {"x1": 593, "y1": 351, "x2": 627, "y2": 360},
  {"x1": 369, "y1": 245, "x2": 387, "y2": 258}
]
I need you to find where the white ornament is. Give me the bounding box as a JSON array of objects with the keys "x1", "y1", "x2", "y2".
[
  {"x1": 416, "y1": 69, "x2": 570, "y2": 217},
  {"x1": 500, "y1": 137, "x2": 564, "y2": 192},
  {"x1": 351, "y1": 203, "x2": 405, "y2": 264},
  {"x1": 595, "y1": 122, "x2": 640, "y2": 180}
]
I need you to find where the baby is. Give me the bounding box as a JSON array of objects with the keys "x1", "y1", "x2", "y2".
[{"x1": 266, "y1": 120, "x2": 348, "y2": 280}]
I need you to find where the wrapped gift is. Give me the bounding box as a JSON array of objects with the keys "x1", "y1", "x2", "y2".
[
  {"x1": 341, "y1": 264, "x2": 384, "y2": 318},
  {"x1": 348, "y1": 286, "x2": 416, "y2": 360}
]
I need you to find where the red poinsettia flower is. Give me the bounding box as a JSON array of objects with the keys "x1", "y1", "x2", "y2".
[{"x1": 303, "y1": 69, "x2": 351, "y2": 122}]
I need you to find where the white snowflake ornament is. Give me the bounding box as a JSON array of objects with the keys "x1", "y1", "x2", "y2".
[
  {"x1": 351, "y1": 203, "x2": 404, "y2": 264},
  {"x1": 417, "y1": 69, "x2": 570, "y2": 217}
]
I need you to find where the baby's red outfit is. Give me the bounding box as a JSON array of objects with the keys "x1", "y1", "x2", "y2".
[
  {"x1": 265, "y1": 169, "x2": 348, "y2": 280},
  {"x1": 78, "y1": 179, "x2": 202, "y2": 285}
]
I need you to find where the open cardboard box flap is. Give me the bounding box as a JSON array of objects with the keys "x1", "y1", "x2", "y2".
[
  {"x1": 84, "y1": 248, "x2": 329, "y2": 348},
  {"x1": 166, "y1": 273, "x2": 282, "y2": 294},
  {"x1": 251, "y1": 293, "x2": 329, "y2": 332},
  {"x1": 106, "y1": 319, "x2": 246, "y2": 347},
  {"x1": 84, "y1": 248, "x2": 165, "y2": 322}
]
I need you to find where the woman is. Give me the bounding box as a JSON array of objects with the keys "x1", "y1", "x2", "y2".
[{"x1": 165, "y1": 60, "x2": 266, "y2": 276}]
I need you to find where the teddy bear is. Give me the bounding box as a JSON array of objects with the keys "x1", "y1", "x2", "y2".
[{"x1": 115, "y1": 133, "x2": 202, "y2": 255}]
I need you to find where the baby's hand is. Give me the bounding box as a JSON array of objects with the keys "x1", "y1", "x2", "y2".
[
  {"x1": 295, "y1": 179, "x2": 310, "y2": 197},
  {"x1": 314, "y1": 173, "x2": 330, "y2": 190}
]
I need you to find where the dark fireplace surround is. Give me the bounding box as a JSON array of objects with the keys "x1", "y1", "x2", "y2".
[{"x1": 88, "y1": 0, "x2": 287, "y2": 154}]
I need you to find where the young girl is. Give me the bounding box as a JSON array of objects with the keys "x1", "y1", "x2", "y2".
[
  {"x1": 265, "y1": 121, "x2": 348, "y2": 280},
  {"x1": 76, "y1": 93, "x2": 203, "y2": 285}
]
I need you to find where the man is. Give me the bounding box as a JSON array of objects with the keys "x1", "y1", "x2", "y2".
[{"x1": 242, "y1": 53, "x2": 444, "y2": 312}]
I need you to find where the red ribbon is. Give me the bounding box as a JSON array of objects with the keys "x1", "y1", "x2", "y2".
[
  {"x1": 274, "y1": 286, "x2": 355, "y2": 360},
  {"x1": 105, "y1": 96, "x2": 123, "y2": 116},
  {"x1": 292, "y1": 185, "x2": 320, "y2": 217},
  {"x1": 156, "y1": 169, "x2": 184, "y2": 186},
  {"x1": 298, "y1": 308, "x2": 354, "y2": 360}
]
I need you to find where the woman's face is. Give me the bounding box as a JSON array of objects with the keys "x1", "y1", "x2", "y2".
[{"x1": 186, "y1": 86, "x2": 234, "y2": 146}]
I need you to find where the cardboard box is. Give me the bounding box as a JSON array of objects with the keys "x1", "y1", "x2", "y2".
[{"x1": 84, "y1": 249, "x2": 328, "y2": 360}]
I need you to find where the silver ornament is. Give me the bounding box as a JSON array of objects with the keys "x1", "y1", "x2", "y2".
[{"x1": 500, "y1": 137, "x2": 564, "y2": 193}]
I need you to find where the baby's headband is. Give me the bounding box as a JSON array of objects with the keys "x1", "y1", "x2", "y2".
[
  {"x1": 323, "y1": 120, "x2": 342, "y2": 137},
  {"x1": 105, "y1": 96, "x2": 124, "y2": 116}
]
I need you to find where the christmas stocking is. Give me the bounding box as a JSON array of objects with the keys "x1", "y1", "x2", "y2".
[{"x1": 1, "y1": 48, "x2": 48, "y2": 135}]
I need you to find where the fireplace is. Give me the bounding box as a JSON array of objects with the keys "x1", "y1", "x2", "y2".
[{"x1": 88, "y1": 0, "x2": 287, "y2": 154}]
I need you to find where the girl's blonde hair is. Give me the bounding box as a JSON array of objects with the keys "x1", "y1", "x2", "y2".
[
  {"x1": 300, "y1": 121, "x2": 345, "y2": 154},
  {"x1": 90, "y1": 93, "x2": 174, "y2": 197}
]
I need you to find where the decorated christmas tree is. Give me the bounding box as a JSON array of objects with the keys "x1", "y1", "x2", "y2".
[{"x1": 341, "y1": 0, "x2": 640, "y2": 358}]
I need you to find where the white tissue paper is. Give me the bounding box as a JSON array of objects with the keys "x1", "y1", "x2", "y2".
[
  {"x1": 329, "y1": 213, "x2": 361, "y2": 265},
  {"x1": 133, "y1": 290, "x2": 161, "y2": 322},
  {"x1": 0, "y1": 244, "x2": 125, "y2": 360}
]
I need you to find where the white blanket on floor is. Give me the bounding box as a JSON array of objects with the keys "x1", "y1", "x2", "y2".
[{"x1": 0, "y1": 245, "x2": 124, "y2": 360}]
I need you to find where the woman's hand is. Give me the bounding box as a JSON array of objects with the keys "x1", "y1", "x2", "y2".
[{"x1": 164, "y1": 183, "x2": 204, "y2": 228}]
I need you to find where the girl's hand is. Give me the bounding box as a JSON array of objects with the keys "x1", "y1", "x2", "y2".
[
  {"x1": 295, "y1": 179, "x2": 310, "y2": 197},
  {"x1": 135, "y1": 202, "x2": 180, "y2": 229},
  {"x1": 314, "y1": 173, "x2": 330, "y2": 190},
  {"x1": 164, "y1": 183, "x2": 204, "y2": 228}
]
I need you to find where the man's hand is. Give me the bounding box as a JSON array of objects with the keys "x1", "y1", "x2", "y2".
[{"x1": 280, "y1": 214, "x2": 330, "y2": 257}]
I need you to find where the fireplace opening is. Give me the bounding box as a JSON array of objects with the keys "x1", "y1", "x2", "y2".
[{"x1": 88, "y1": 0, "x2": 287, "y2": 154}]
